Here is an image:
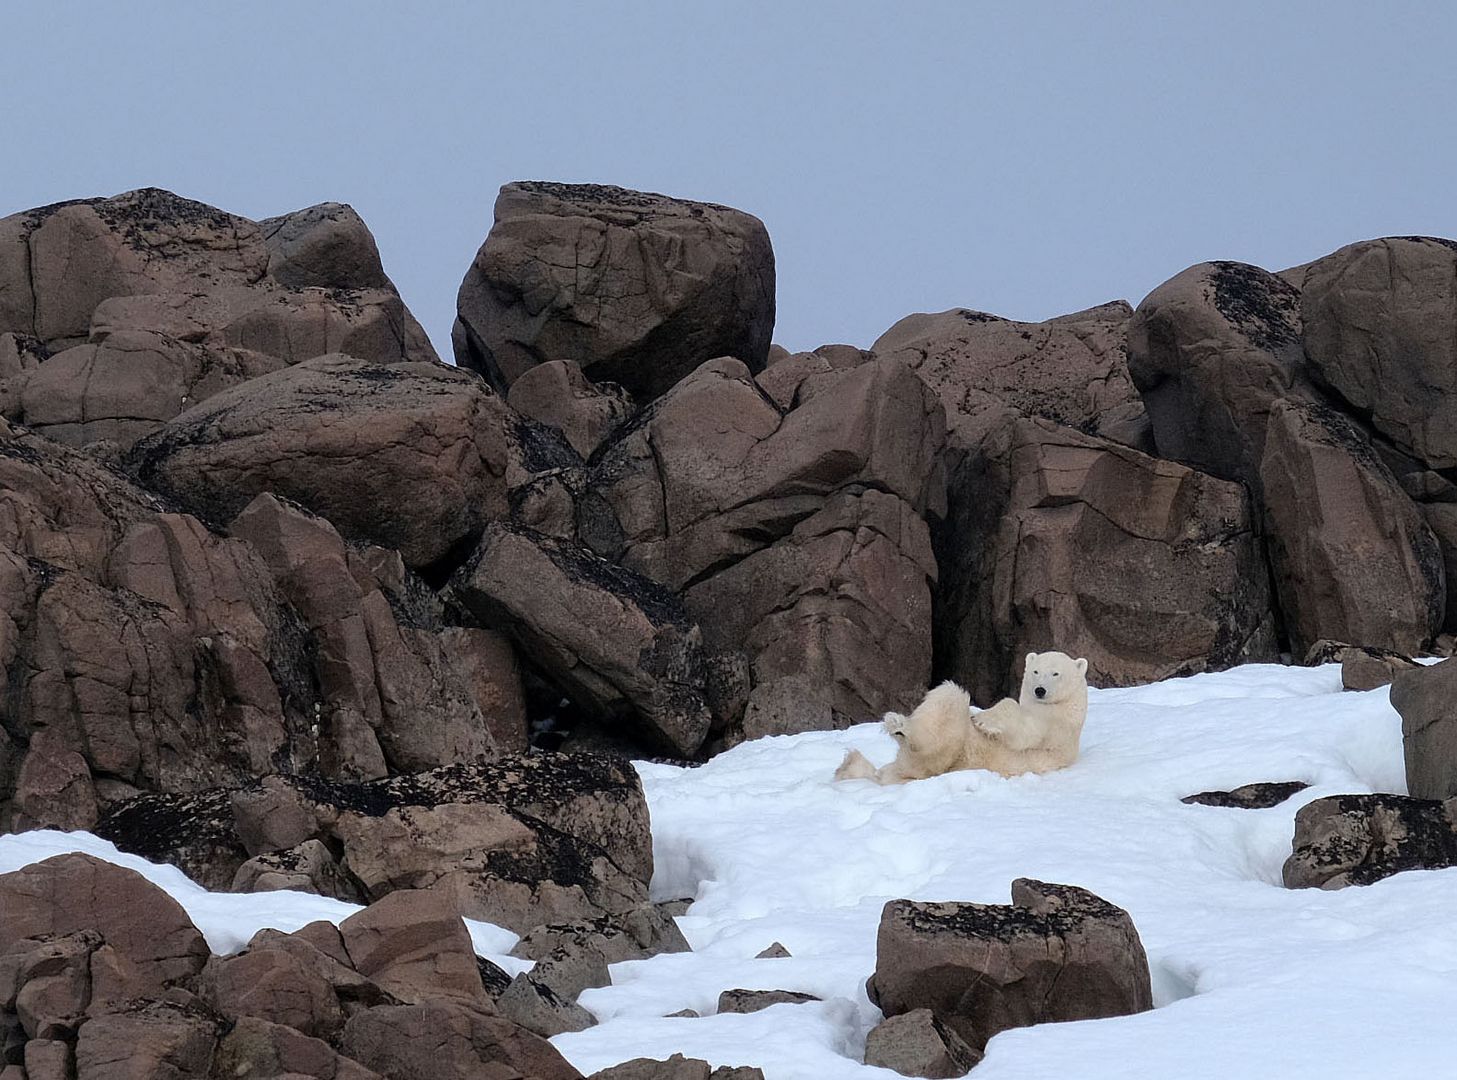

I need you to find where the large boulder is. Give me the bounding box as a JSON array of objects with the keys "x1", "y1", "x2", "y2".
[
  {"x1": 866, "y1": 880, "x2": 1152, "y2": 1054},
  {"x1": 455, "y1": 181, "x2": 774, "y2": 401},
  {"x1": 937, "y1": 413, "x2": 1276, "y2": 702},
  {"x1": 1260, "y1": 400, "x2": 1444, "y2": 655},
  {"x1": 1300, "y1": 237, "x2": 1457, "y2": 469},
  {"x1": 1391, "y1": 657, "x2": 1457, "y2": 800},
  {"x1": 126, "y1": 355, "x2": 529, "y2": 571},
  {"x1": 1283, "y1": 793, "x2": 1457, "y2": 888},
  {"x1": 96, "y1": 753, "x2": 657, "y2": 935},
  {"x1": 452, "y1": 522, "x2": 712, "y2": 757},
  {"x1": 872, "y1": 301, "x2": 1150, "y2": 450},
  {"x1": 339, "y1": 1001, "x2": 581, "y2": 1080},
  {"x1": 0, "y1": 189, "x2": 436, "y2": 452}
]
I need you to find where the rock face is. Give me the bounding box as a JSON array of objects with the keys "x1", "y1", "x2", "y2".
[
  {"x1": 452, "y1": 523, "x2": 712, "y2": 757},
  {"x1": 0, "y1": 426, "x2": 524, "y2": 831},
  {"x1": 866, "y1": 880, "x2": 1152, "y2": 1053},
  {"x1": 863, "y1": 1008, "x2": 982, "y2": 1078},
  {"x1": 581, "y1": 355, "x2": 946, "y2": 737},
  {"x1": 125, "y1": 356, "x2": 529, "y2": 571},
  {"x1": 0, "y1": 851, "x2": 581, "y2": 1080},
  {"x1": 1283, "y1": 793, "x2": 1457, "y2": 889},
  {"x1": 1391, "y1": 658, "x2": 1457, "y2": 800},
  {"x1": 95, "y1": 753, "x2": 657, "y2": 936},
  {"x1": 1181, "y1": 781, "x2": 1309, "y2": 809},
  {"x1": 873, "y1": 301, "x2": 1151, "y2": 450},
  {"x1": 508, "y1": 359, "x2": 635, "y2": 460},
  {"x1": 1259, "y1": 400, "x2": 1443, "y2": 656},
  {"x1": 0, "y1": 189, "x2": 436, "y2": 451},
  {"x1": 936, "y1": 413, "x2": 1276, "y2": 701},
  {"x1": 455, "y1": 182, "x2": 775, "y2": 400},
  {"x1": 1301, "y1": 237, "x2": 1457, "y2": 469}
]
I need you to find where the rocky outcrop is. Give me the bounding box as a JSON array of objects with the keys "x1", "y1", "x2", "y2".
[
  {"x1": 1300, "y1": 237, "x2": 1457, "y2": 469},
  {"x1": 1283, "y1": 793, "x2": 1457, "y2": 888},
  {"x1": 0, "y1": 189, "x2": 436, "y2": 452},
  {"x1": 451, "y1": 523, "x2": 712, "y2": 757},
  {"x1": 1181, "y1": 781, "x2": 1309, "y2": 809},
  {"x1": 873, "y1": 301, "x2": 1150, "y2": 450},
  {"x1": 0, "y1": 425, "x2": 524, "y2": 831},
  {"x1": 125, "y1": 355, "x2": 534, "y2": 571},
  {"x1": 95, "y1": 753, "x2": 657, "y2": 936},
  {"x1": 1260, "y1": 401, "x2": 1443, "y2": 656},
  {"x1": 1391, "y1": 657, "x2": 1457, "y2": 800},
  {"x1": 588, "y1": 1056, "x2": 765, "y2": 1080},
  {"x1": 936, "y1": 413, "x2": 1276, "y2": 701},
  {"x1": 866, "y1": 880, "x2": 1152, "y2": 1054},
  {"x1": 0, "y1": 850, "x2": 580, "y2": 1080},
  {"x1": 508, "y1": 359, "x2": 635, "y2": 460},
  {"x1": 455, "y1": 182, "x2": 774, "y2": 401}
]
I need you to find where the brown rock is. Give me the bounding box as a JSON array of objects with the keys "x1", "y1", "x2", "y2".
[
  {"x1": 452, "y1": 522, "x2": 712, "y2": 756},
  {"x1": 496, "y1": 972, "x2": 597, "y2": 1036},
  {"x1": 754, "y1": 942, "x2": 790, "y2": 959},
  {"x1": 338, "y1": 1001, "x2": 581, "y2": 1080},
  {"x1": 0, "y1": 854, "x2": 209, "y2": 998},
  {"x1": 337, "y1": 890, "x2": 490, "y2": 1009},
  {"x1": 73, "y1": 1002, "x2": 219, "y2": 1080},
  {"x1": 509, "y1": 911, "x2": 690, "y2": 968},
  {"x1": 455, "y1": 181, "x2": 774, "y2": 400},
  {"x1": 2, "y1": 930, "x2": 98, "y2": 1040},
  {"x1": 127, "y1": 356, "x2": 517, "y2": 570},
  {"x1": 1423, "y1": 503, "x2": 1457, "y2": 634},
  {"x1": 1127, "y1": 260, "x2": 1307, "y2": 489},
  {"x1": 198, "y1": 946, "x2": 345, "y2": 1038},
  {"x1": 1282, "y1": 793, "x2": 1457, "y2": 888},
  {"x1": 867, "y1": 879, "x2": 1152, "y2": 1053},
  {"x1": 938, "y1": 413, "x2": 1276, "y2": 702},
  {"x1": 231, "y1": 839, "x2": 363, "y2": 901},
  {"x1": 873, "y1": 301, "x2": 1150, "y2": 450},
  {"x1": 1391, "y1": 657, "x2": 1457, "y2": 800},
  {"x1": 715, "y1": 988, "x2": 820, "y2": 1014},
  {"x1": 508, "y1": 360, "x2": 635, "y2": 459},
  {"x1": 588, "y1": 1056, "x2": 712, "y2": 1080},
  {"x1": 1260, "y1": 400, "x2": 1444, "y2": 655},
  {"x1": 1301, "y1": 237, "x2": 1457, "y2": 468},
  {"x1": 863, "y1": 1008, "x2": 982, "y2": 1078},
  {"x1": 1181, "y1": 781, "x2": 1309, "y2": 809},
  {"x1": 213, "y1": 1016, "x2": 383, "y2": 1080},
  {"x1": 438, "y1": 627, "x2": 528, "y2": 753},
  {"x1": 23, "y1": 1040, "x2": 71, "y2": 1080}
]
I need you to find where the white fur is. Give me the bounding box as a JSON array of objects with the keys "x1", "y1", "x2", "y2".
[{"x1": 834, "y1": 650, "x2": 1090, "y2": 784}]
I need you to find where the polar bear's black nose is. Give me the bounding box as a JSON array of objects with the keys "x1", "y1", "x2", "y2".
[{"x1": 1034, "y1": 686, "x2": 1047, "y2": 699}]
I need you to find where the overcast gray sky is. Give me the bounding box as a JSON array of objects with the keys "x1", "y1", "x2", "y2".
[{"x1": 4, "y1": 2, "x2": 1455, "y2": 357}]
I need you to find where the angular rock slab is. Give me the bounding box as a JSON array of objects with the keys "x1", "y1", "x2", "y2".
[
  {"x1": 1260, "y1": 400, "x2": 1444, "y2": 655},
  {"x1": 867, "y1": 879, "x2": 1152, "y2": 1053},
  {"x1": 452, "y1": 522, "x2": 712, "y2": 756},
  {"x1": 1391, "y1": 657, "x2": 1457, "y2": 800},
  {"x1": 863, "y1": 1008, "x2": 982, "y2": 1078},
  {"x1": 455, "y1": 181, "x2": 775, "y2": 400},
  {"x1": 937, "y1": 413, "x2": 1276, "y2": 702},
  {"x1": 1283, "y1": 793, "x2": 1457, "y2": 888},
  {"x1": 127, "y1": 355, "x2": 520, "y2": 570}
]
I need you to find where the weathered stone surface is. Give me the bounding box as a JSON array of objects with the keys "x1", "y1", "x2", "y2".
[
  {"x1": 0, "y1": 188, "x2": 432, "y2": 358},
  {"x1": 496, "y1": 972, "x2": 597, "y2": 1036},
  {"x1": 863, "y1": 1008, "x2": 982, "y2": 1078},
  {"x1": 509, "y1": 911, "x2": 690, "y2": 968},
  {"x1": 1260, "y1": 400, "x2": 1444, "y2": 655},
  {"x1": 198, "y1": 945, "x2": 346, "y2": 1038},
  {"x1": 97, "y1": 754, "x2": 655, "y2": 935},
  {"x1": 873, "y1": 301, "x2": 1150, "y2": 450},
  {"x1": 867, "y1": 879, "x2": 1152, "y2": 1053},
  {"x1": 937, "y1": 414, "x2": 1276, "y2": 702},
  {"x1": 1283, "y1": 793, "x2": 1457, "y2": 888},
  {"x1": 715, "y1": 988, "x2": 820, "y2": 1014},
  {"x1": 1422, "y1": 503, "x2": 1457, "y2": 634},
  {"x1": 73, "y1": 1001, "x2": 220, "y2": 1080},
  {"x1": 508, "y1": 360, "x2": 635, "y2": 459},
  {"x1": 1181, "y1": 781, "x2": 1309, "y2": 809},
  {"x1": 1303, "y1": 639, "x2": 1422, "y2": 691},
  {"x1": 1301, "y1": 237, "x2": 1457, "y2": 469},
  {"x1": 232, "y1": 838, "x2": 363, "y2": 900},
  {"x1": 587, "y1": 1056, "x2": 765, "y2": 1080},
  {"x1": 337, "y1": 889, "x2": 490, "y2": 1009},
  {"x1": 213, "y1": 1016, "x2": 383, "y2": 1080},
  {"x1": 338, "y1": 1001, "x2": 581, "y2": 1080},
  {"x1": 754, "y1": 942, "x2": 791, "y2": 959},
  {"x1": 127, "y1": 356, "x2": 520, "y2": 570},
  {"x1": 452, "y1": 522, "x2": 712, "y2": 756},
  {"x1": 1127, "y1": 260, "x2": 1307, "y2": 490},
  {"x1": 455, "y1": 181, "x2": 774, "y2": 401},
  {"x1": 0, "y1": 854, "x2": 209, "y2": 998},
  {"x1": 1391, "y1": 658, "x2": 1457, "y2": 800}
]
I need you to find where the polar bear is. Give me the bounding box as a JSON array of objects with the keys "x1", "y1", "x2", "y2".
[{"x1": 833, "y1": 651, "x2": 1090, "y2": 784}]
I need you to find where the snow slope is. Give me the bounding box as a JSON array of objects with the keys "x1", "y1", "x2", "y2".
[{"x1": 4, "y1": 663, "x2": 1454, "y2": 1079}]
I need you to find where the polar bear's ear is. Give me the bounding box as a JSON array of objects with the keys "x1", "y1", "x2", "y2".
[
  {"x1": 1025, "y1": 651, "x2": 1037, "y2": 668},
  {"x1": 1075, "y1": 657, "x2": 1088, "y2": 675}
]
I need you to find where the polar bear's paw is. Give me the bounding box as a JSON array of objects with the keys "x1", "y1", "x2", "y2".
[
  {"x1": 971, "y1": 713, "x2": 1004, "y2": 737},
  {"x1": 834, "y1": 748, "x2": 877, "y2": 782},
  {"x1": 882, "y1": 712, "x2": 909, "y2": 738}
]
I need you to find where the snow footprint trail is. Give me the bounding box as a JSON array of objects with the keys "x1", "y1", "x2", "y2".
[{"x1": 556, "y1": 664, "x2": 1457, "y2": 1079}]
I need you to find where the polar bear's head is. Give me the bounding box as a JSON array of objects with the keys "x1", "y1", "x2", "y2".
[{"x1": 1022, "y1": 651, "x2": 1089, "y2": 705}]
